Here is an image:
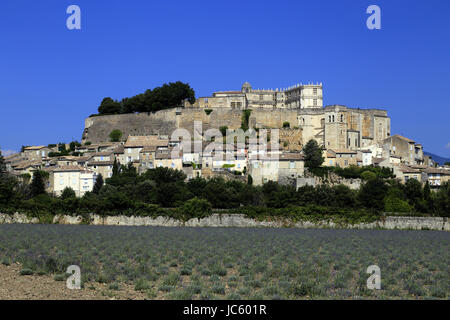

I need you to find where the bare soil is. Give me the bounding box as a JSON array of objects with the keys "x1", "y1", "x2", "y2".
[{"x1": 0, "y1": 263, "x2": 147, "y2": 300}]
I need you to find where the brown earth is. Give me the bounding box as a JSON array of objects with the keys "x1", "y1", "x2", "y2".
[{"x1": 0, "y1": 263, "x2": 147, "y2": 300}]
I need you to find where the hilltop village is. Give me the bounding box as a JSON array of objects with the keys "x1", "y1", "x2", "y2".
[{"x1": 3, "y1": 81, "x2": 449, "y2": 198}]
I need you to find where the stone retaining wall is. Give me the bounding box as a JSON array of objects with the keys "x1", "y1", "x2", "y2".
[{"x1": 0, "y1": 213, "x2": 448, "y2": 230}]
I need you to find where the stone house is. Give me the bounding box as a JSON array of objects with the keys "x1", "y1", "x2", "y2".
[
  {"x1": 23, "y1": 146, "x2": 52, "y2": 162},
  {"x1": 87, "y1": 161, "x2": 114, "y2": 179},
  {"x1": 382, "y1": 135, "x2": 423, "y2": 165},
  {"x1": 124, "y1": 135, "x2": 169, "y2": 164},
  {"x1": 328, "y1": 149, "x2": 357, "y2": 167},
  {"x1": 249, "y1": 152, "x2": 304, "y2": 186},
  {"x1": 423, "y1": 168, "x2": 450, "y2": 188},
  {"x1": 47, "y1": 166, "x2": 96, "y2": 197}
]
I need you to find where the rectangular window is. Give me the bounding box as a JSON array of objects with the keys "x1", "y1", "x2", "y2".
[
  {"x1": 313, "y1": 88, "x2": 317, "y2": 95},
  {"x1": 313, "y1": 99, "x2": 317, "y2": 106},
  {"x1": 289, "y1": 161, "x2": 295, "y2": 169}
]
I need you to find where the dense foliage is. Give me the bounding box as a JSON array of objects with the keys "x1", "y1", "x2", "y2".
[
  {"x1": 303, "y1": 139, "x2": 324, "y2": 170},
  {"x1": 0, "y1": 148, "x2": 448, "y2": 221},
  {"x1": 0, "y1": 225, "x2": 448, "y2": 299},
  {"x1": 96, "y1": 81, "x2": 196, "y2": 115},
  {"x1": 1, "y1": 162, "x2": 449, "y2": 223}
]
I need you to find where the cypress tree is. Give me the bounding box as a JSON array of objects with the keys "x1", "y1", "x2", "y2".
[{"x1": 93, "y1": 174, "x2": 104, "y2": 194}]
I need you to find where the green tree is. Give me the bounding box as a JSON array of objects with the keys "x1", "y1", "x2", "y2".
[
  {"x1": 434, "y1": 182, "x2": 450, "y2": 217},
  {"x1": 358, "y1": 178, "x2": 388, "y2": 211},
  {"x1": 247, "y1": 174, "x2": 253, "y2": 185},
  {"x1": 112, "y1": 158, "x2": 120, "y2": 177},
  {"x1": 30, "y1": 171, "x2": 46, "y2": 197},
  {"x1": 361, "y1": 170, "x2": 377, "y2": 181},
  {"x1": 135, "y1": 180, "x2": 157, "y2": 203},
  {"x1": 98, "y1": 97, "x2": 121, "y2": 115},
  {"x1": 61, "y1": 187, "x2": 76, "y2": 199},
  {"x1": 69, "y1": 141, "x2": 81, "y2": 152},
  {"x1": 0, "y1": 150, "x2": 18, "y2": 205},
  {"x1": 302, "y1": 139, "x2": 324, "y2": 170},
  {"x1": 404, "y1": 178, "x2": 423, "y2": 209},
  {"x1": 282, "y1": 121, "x2": 290, "y2": 128},
  {"x1": 0, "y1": 150, "x2": 6, "y2": 177},
  {"x1": 423, "y1": 180, "x2": 431, "y2": 199},
  {"x1": 241, "y1": 110, "x2": 252, "y2": 131},
  {"x1": 219, "y1": 126, "x2": 228, "y2": 137},
  {"x1": 109, "y1": 129, "x2": 123, "y2": 142},
  {"x1": 93, "y1": 174, "x2": 104, "y2": 194},
  {"x1": 180, "y1": 197, "x2": 212, "y2": 221}
]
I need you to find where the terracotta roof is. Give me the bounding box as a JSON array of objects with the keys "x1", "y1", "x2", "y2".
[
  {"x1": 76, "y1": 156, "x2": 92, "y2": 162},
  {"x1": 140, "y1": 146, "x2": 157, "y2": 153},
  {"x1": 399, "y1": 165, "x2": 421, "y2": 173},
  {"x1": 331, "y1": 149, "x2": 357, "y2": 154},
  {"x1": 13, "y1": 161, "x2": 40, "y2": 170},
  {"x1": 373, "y1": 157, "x2": 385, "y2": 165},
  {"x1": 48, "y1": 165, "x2": 88, "y2": 172},
  {"x1": 326, "y1": 151, "x2": 336, "y2": 158},
  {"x1": 392, "y1": 134, "x2": 415, "y2": 143},
  {"x1": 93, "y1": 151, "x2": 114, "y2": 157},
  {"x1": 4, "y1": 153, "x2": 22, "y2": 160},
  {"x1": 424, "y1": 168, "x2": 450, "y2": 175},
  {"x1": 87, "y1": 161, "x2": 114, "y2": 166},
  {"x1": 113, "y1": 145, "x2": 124, "y2": 154},
  {"x1": 279, "y1": 153, "x2": 304, "y2": 161},
  {"x1": 23, "y1": 146, "x2": 46, "y2": 151}
]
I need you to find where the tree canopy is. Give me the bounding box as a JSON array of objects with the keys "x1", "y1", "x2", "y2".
[
  {"x1": 97, "y1": 81, "x2": 196, "y2": 115},
  {"x1": 302, "y1": 139, "x2": 324, "y2": 170}
]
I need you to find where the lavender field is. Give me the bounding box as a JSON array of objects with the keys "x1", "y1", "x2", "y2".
[{"x1": 0, "y1": 224, "x2": 448, "y2": 299}]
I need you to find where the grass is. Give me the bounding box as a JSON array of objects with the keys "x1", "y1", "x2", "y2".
[{"x1": 0, "y1": 224, "x2": 448, "y2": 300}]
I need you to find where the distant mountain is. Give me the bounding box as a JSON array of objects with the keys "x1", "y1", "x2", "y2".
[{"x1": 424, "y1": 152, "x2": 450, "y2": 165}]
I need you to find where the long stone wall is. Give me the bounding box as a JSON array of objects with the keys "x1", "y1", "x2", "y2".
[
  {"x1": 1, "y1": 213, "x2": 448, "y2": 231},
  {"x1": 82, "y1": 108, "x2": 299, "y2": 144}
]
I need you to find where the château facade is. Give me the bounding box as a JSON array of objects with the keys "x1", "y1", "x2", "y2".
[
  {"x1": 186, "y1": 82, "x2": 390, "y2": 150},
  {"x1": 189, "y1": 82, "x2": 323, "y2": 110}
]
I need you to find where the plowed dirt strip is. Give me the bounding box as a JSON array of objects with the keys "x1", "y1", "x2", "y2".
[{"x1": 0, "y1": 263, "x2": 146, "y2": 300}]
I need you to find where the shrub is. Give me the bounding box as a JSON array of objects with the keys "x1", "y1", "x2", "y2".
[
  {"x1": 384, "y1": 196, "x2": 412, "y2": 213},
  {"x1": 60, "y1": 187, "x2": 76, "y2": 200},
  {"x1": 180, "y1": 197, "x2": 212, "y2": 221},
  {"x1": 211, "y1": 284, "x2": 225, "y2": 295},
  {"x1": 134, "y1": 279, "x2": 151, "y2": 292},
  {"x1": 20, "y1": 268, "x2": 33, "y2": 276},
  {"x1": 361, "y1": 171, "x2": 377, "y2": 181},
  {"x1": 109, "y1": 129, "x2": 123, "y2": 142}
]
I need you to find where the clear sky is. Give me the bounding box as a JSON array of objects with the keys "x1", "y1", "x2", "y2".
[{"x1": 1, "y1": 0, "x2": 449, "y2": 157}]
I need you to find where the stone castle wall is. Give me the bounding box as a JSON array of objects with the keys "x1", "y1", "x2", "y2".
[
  {"x1": 82, "y1": 108, "x2": 300, "y2": 144},
  {"x1": 81, "y1": 106, "x2": 390, "y2": 150}
]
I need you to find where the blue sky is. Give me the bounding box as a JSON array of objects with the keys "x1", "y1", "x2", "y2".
[{"x1": 0, "y1": 0, "x2": 449, "y2": 157}]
